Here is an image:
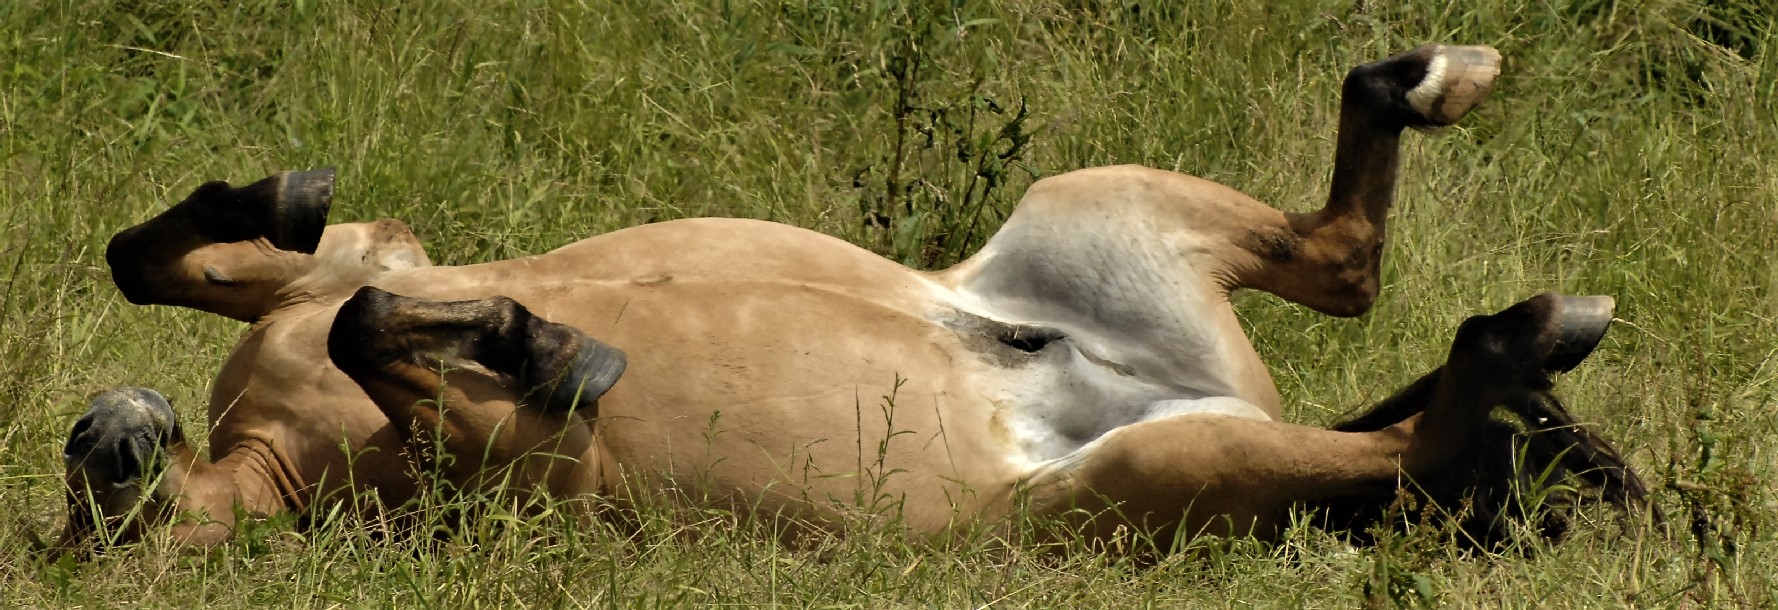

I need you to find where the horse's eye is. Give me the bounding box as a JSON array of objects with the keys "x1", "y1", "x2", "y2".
[{"x1": 202, "y1": 265, "x2": 238, "y2": 286}]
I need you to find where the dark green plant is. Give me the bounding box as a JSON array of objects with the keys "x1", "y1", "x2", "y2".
[{"x1": 851, "y1": 0, "x2": 1037, "y2": 268}]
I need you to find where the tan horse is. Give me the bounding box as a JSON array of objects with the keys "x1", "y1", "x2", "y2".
[{"x1": 61, "y1": 44, "x2": 1648, "y2": 553}]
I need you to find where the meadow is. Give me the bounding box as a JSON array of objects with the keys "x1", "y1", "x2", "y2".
[{"x1": 1, "y1": 0, "x2": 1775, "y2": 607}]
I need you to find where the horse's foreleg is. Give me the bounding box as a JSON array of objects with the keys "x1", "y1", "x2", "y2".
[
  {"x1": 325, "y1": 286, "x2": 624, "y2": 500},
  {"x1": 105, "y1": 169, "x2": 335, "y2": 322},
  {"x1": 60, "y1": 388, "x2": 293, "y2": 551},
  {"x1": 1015, "y1": 293, "x2": 1629, "y2": 548}
]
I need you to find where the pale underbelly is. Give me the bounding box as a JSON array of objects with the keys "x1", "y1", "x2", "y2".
[{"x1": 957, "y1": 325, "x2": 1273, "y2": 466}]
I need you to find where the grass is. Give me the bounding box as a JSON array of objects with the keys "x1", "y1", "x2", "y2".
[{"x1": 2, "y1": 0, "x2": 1775, "y2": 606}]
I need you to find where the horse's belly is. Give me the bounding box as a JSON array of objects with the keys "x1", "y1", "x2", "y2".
[{"x1": 450, "y1": 277, "x2": 1029, "y2": 528}]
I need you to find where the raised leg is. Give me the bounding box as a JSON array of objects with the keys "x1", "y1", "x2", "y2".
[
  {"x1": 68, "y1": 167, "x2": 440, "y2": 553},
  {"x1": 1313, "y1": 295, "x2": 1652, "y2": 547},
  {"x1": 939, "y1": 44, "x2": 1507, "y2": 419},
  {"x1": 60, "y1": 388, "x2": 293, "y2": 551},
  {"x1": 106, "y1": 168, "x2": 433, "y2": 322},
  {"x1": 325, "y1": 286, "x2": 627, "y2": 500},
  {"x1": 1015, "y1": 293, "x2": 1647, "y2": 548},
  {"x1": 106, "y1": 169, "x2": 336, "y2": 322},
  {"x1": 1238, "y1": 44, "x2": 1502, "y2": 316}
]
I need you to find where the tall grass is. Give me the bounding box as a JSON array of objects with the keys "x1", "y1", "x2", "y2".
[{"x1": 2, "y1": 0, "x2": 1774, "y2": 606}]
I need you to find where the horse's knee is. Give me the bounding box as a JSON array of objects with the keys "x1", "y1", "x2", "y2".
[{"x1": 1245, "y1": 217, "x2": 1383, "y2": 317}]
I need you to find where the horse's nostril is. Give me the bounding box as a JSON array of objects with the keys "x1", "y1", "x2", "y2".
[
  {"x1": 112, "y1": 437, "x2": 141, "y2": 487},
  {"x1": 67, "y1": 416, "x2": 93, "y2": 441},
  {"x1": 63, "y1": 438, "x2": 92, "y2": 464}
]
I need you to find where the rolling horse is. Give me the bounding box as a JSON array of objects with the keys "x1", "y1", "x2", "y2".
[{"x1": 61, "y1": 44, "x2": 1650, "y2": 553}]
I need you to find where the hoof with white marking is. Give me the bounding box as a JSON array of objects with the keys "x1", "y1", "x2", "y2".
[
  {"x1": 1348, "y1": 44, "x2": 1501, "y2": 128},
  {"x1": 1405, "y1": 45, "x2": 1501, "y2": 126}
]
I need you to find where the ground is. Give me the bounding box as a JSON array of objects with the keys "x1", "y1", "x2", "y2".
[{"x1": 1, "y1": 1, "x2": 1775, "y2": 607}]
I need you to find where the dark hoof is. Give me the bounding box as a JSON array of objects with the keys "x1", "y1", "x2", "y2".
[
  {"x1": 167, "y1": 168, "x2": 334, "y2": 253},
  {"x1": 528, "y1": 335, "x2": 627, "y2": 412},
  {"x1": 267, "y1": 168, "x2": 335, "y2": 254},
  {"x1": 63, "y1": 388, "x2": 180, "y2": 489},
  {"x1": 1544, "y1": 295, "x2": 1615, "y2": 373},
  {"x1": 1450, "y1": 292, "x2": 1615, "y2": 380}
]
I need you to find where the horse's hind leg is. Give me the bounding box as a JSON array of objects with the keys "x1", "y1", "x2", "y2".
[
  {"x1": 325, "y1": 286, "x2": 625, "y2": 499},
  {"x1": 1016, "y1": 293, "x2": 1636, "y2": 547},
  {"x1": 1234, "y1": 44, "x2": 1502, "y2": 316}
]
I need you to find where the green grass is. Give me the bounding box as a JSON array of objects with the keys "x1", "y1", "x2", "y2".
[{"x1": 3, "y1": 0, "x2": 1776, "y2": 606}]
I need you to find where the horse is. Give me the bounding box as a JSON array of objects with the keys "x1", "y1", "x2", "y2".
[{"x1": 61, "y1": 44, "x2": 1649, "y2": 554}]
